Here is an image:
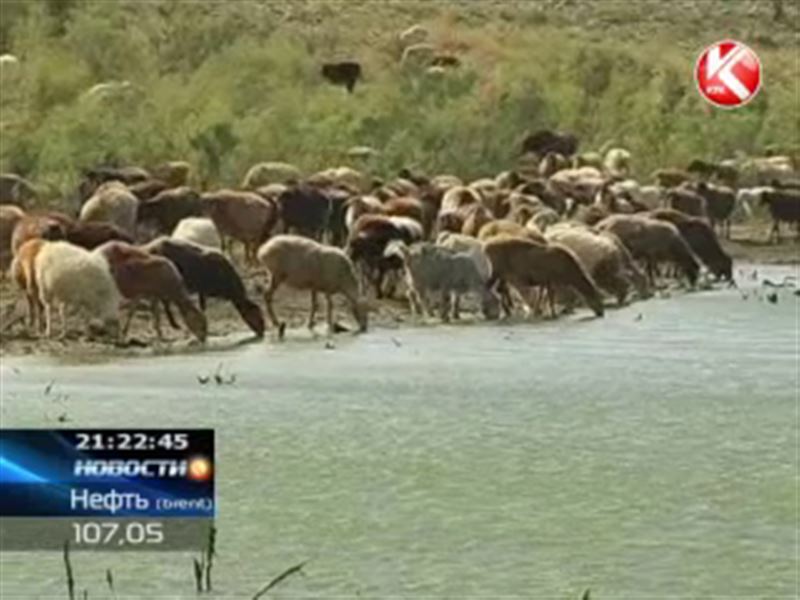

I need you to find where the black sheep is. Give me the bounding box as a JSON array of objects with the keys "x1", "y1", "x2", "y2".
[
  {"x1": 145, "y1": 237, "x2": 265, "y2": 336},
  {"x1": 321, "y1": 61, "x2": 362, "y2": 93},
  {"x1": 761, "y1": 189, "x2": 800, "y2": 242}
]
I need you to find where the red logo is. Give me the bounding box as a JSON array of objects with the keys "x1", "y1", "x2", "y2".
[{"x1": 695, "y1": 40, "x2": 761, "y2": 108}]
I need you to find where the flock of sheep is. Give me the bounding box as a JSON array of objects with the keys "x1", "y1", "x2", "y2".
[{"x1": 0, "y1": 129, "x2": 798, "y2": 346}]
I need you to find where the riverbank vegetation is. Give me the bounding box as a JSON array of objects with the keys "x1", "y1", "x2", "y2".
[{"x1": 0, "y1": 0, "x2": 798, "y2": 201}]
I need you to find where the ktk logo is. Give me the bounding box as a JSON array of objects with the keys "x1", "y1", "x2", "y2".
[{"x1": 695, "y1": 40, "x2": 761, "y2": 108}]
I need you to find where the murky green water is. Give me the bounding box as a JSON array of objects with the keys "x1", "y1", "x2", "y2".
[{"x1": 1, "y1": 265, "x2": 797, "y2": 598}]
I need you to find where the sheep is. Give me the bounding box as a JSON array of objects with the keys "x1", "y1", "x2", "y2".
[
  {"x1": 595, "y1": 214, "x2": 700, "y2": 287},
  {"x1": 172, "y1": 217, "x2": 221, "y2": 250},
  {"x1": 79, "y1": 181, "x2": 138, "y2": 235},
  {"x1": 538, "y1": 152, "x2": 570, "y2": 177},
  {"x1": 735, "y1": 187, "x2": 770, "y2": 219},
  {"x1": 96, "y1": 241, "x2": 207, "y2": 342},
  {"x1": 128, "y1": 179, "x2": 169, "y2": 201},
  {"x1": 1, "y1": 204, "x2": 25, "y2": 276},
  {"x1": 761, "y1": 188, "x2": 800, "y2": 242},
  {"x1": 546, "y1": 225, "x2": 650, "y2": 305},
  {"x1": 310, "y1": 167, "x2": 368, "y2": 192},
  {"x1": 35, "y1": 241, "x2": 121, "y2": 339},
  {"x1": 321, "y1": 61, "x2": 362, "y2": 93},
  {"x1": 441, "y1": 185, "x2": 482, "y2": 214},
  {"x1": 460, "y1": 204, "x2": 495, "y2": 237},
  {"x1": 436, "y1": 231, "x2": 493, "y2": 281},
  {"x1": 667, "y1": 187, "x2": 706, "y2": 217},
  {"x1": 386, "y1": 241, "x2": 500, "y2": 321},
  {"x1": 521, "y1": 129, "x2": 579, "y2": 158},
  {"x1": 399, "y1": 24, "x2": 429, "y2": 47},
  {"x1": 604, "y1": 148, "x2": 632, "y2": 177},
  {"x1": 0, "y1": 173, "x2": 37, "y2": 206},
  {"x1": 483, "y1": 235, "x2": 605, "y2": 318},
  {"x1": 346, "y1": 214, "x2": 424, "y2": 297},
  {"x1": 477, "y1": 219, "x2": 546, "y2": 244},
  {"x1": 63, "y1": 221, "x2": 133, "y2": 250},
  {"x1": 526, "y1": 207, "x2": 560, "y2": 232},
  {"x1": 201, "y1": 190, "x2": 278, "y2": 263},
  {"x1": 152, "y1": 161, "x2": 192, "y2": 188},
  {"x1": 345, "y1": 195, "x2": 385, "y2": 234},
  {"x1": 549, "y1": 167, "x2": 605, "y2": 206},
  {"x1": 691, "y1": 181, "x2": 736, "y2": 238},
  {"x1": 401, "y1": 43, "x2": 436, "y2": 66},
  {"x1": 241, "y1": 162, "x2": 302, "y2": 188},
  {"x1": 257, "y1": 234, "x2": 368, "y2": 336},
  {"x1": 648, "y1": 209, "x2": 732, "y2": 280},
  {"x1": 11, "y1": 238, "x2": 46, "y2": 332},
  {"x1": 137, "y1": 186, "x2": 204, "y2": 235},
  {"x1": 653, "y1": 168, "x2": 691, "y2": 188},
  {"x1": 277, "y1": 183, "x2": 333, "y2": 241},
  {"x1": 254, "y1": 183, "x2": 289, "y2": 203},
  {"x1": 144, "y1": 237, "x2": 264, "y2": 337}
]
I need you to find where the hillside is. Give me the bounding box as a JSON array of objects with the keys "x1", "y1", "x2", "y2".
[{"x1": 0, "y1": 0, "x2": 798, "y2": 199}]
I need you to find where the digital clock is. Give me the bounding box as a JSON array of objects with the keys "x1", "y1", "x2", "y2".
[{"x1": 74, "y1": 432, "x2": 190, "y2": 452}]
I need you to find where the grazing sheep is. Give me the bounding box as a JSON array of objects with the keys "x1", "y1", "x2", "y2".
[
  {"x1": 96, "y1": 241, "x2": 207, "y2": 342},
  {"x1": 521, "y1": 129, "x2": 579, "y2": 158},
  {"x1": 346, "y1": 214, "x2": 424, "y2": 297},
  {"x1": 0, "y1": 173, "x2": 37, "y2": 206},
  {"x1": 477, "y1": 219, "x2": 546, "y2": 243},
  {"x1": 152, "y1": 161, "x2": 192, "y2": 188},
  {"x1": 461, "y1": 204, "x2": 495, "y2": 237},
  {"x1": 399, "y1": 24, "x2": 429, "y2": 47},
  {"x1": 277, "y1": 183, "x2": 333, "y2": 241},
  {"x1": 667, "y1": 187, "x2": 706, "y2": 217},
  {"x1": 761, "y1": 188, "x2": 800, "y2": 242},
  {"x1": 386, "y1": 241, "x2": 500, "y2": 321},
  {"x1": 11, "y1": 238, "x2": 46, "y2": 332},
  {"x1": 436, "y1": 231, "x2": 493, "y2": 281},
  {"x1": 144, "y1": 237, "x2": 264, "y2": 337},
  {"x1": 80, "y1": 181, "x2": 138, "y2": 235},
  {"x1": 242, "y1": 162, "x2": 302, "y2": 188},
  {"x1": 691, "y1": 181, "x2": 736, "y2": 238},
  {"x1": 321, "y1": 61, "x2": 362, "y2": 93},
  {"x1": 1, "y1": 204, "x2": 25, "y2": 276},
  {"x1": 546, "y1": 225, "x2": 649, "y2": 304},
  {"x1": 202, "y1": 190, "x2": 278, "y2": 263},
  {"x1": 483, "y1": 235, "x2": 605, "y2": 318},
  {"x1": 172, "y1": 217, "x2": 221, "y2": 249},
  {"x1": 257, "y1": 234, "x2": 368, "y2": 335},
  {"x1": 35, "y1": 241, "x2": 121, "y2": 339},
  {"x1": 595, "y1": 214, "x2": 700, "y2": 286},
  {"x1": 648, "y1": 209, "x2": 732, "y2": 280}
]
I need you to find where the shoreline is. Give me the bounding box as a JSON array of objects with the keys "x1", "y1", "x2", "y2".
[{"x1": 1, "y1": 224, "x2": 797, "y2": 360}]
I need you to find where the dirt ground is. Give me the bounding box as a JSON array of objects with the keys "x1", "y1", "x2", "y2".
[{"x1": 0, "y1": 222, "x2": 796, "y2": 359}]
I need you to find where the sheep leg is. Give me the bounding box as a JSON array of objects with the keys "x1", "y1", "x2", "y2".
[
  {"x1": 57, "y1": 303, "x2": 67, "y2": 339},
  {"x1": 438, "y1": 291, "x2": 451, "y2": 322},
  {"x1": 151, "y1": 300, "x2": 163, "y2": 340},
  {"x1": 122, "y1": 305, "x2": 136, "y2": 338},
  {"x1": 198, "y1": 294, "x2": 207, "y2": 312},
  {"x1": 547, "y1": 285, "x2": 558, "y2": 318},
  {"x1": 43, "y1": 302, "x2": 53, "y2": 339},
  {"x1": 308, "y1": 291, "x2": 318, "y2": 330},
  {"x1": 325, "y1": 294, "x2": 335, "y2": 334},
  {"x1": 452, "y1": 293, "x2": 461, "y2": 320},
  {"x1": 263, "y1": 277, "x2": 284, "y2": 336}
]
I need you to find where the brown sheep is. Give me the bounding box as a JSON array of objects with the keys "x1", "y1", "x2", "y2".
[
  {"x1": 152, "y1": 161, "x2": 192, "y2": 188},
  {"x1": 96, "y1": 241, "x2": 207, "y2": 342},
  {"x1": 595, "y1": 214, "x2": 700, "y2": 286},
  {"x1": 653, "y1": 168, "x2": 691, "y2": 188},
  {"x1": 460, "y1": 204, "x2": 494, "y2": 237},
  {"x1": 11, "y1": 212, "x2": 72, "y2": 255},
  {"x1": 258, "y1": 234, "x2": 368, "y2": 337},
  {"x1": 692, "y1": 181, "x2": 736, "y2": 238},
  {"x1": 137, "y1": 186, "x2": 204, "y2": 234},
  {"x1": 128, "y1": 179, "x2": 170, "y2": 201},
  {"x1": 202, "y1": 190, "x2": 278, "y2": 263},
  {"x1": 483, "y1": 235, "x2": 604, "y2": 318},
  {"x1": 667, "y1": 187, "x2": 706, "y2": 217},
  {"x1": 11, "y1": 238, "x2": 46, "y2": 332},
  {"x1": 1, "y1": 204, "x2": 25, "y2": 276}
]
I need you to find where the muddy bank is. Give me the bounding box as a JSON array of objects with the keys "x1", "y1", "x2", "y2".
[{"x1": 0, "y1": 224, "x2": 796, "y2": 359}]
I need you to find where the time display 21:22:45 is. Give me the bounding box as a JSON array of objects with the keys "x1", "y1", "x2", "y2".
[{"x1": 74, "y1": 432, "x2": 189, "y2": 451}]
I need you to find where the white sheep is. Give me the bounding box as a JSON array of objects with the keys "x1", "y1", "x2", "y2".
[
  {"x1": 311, "y1": 166, "x2": 368, "y2": 192},
  {"x1": 241, "y1": 161, "x2": 302, "y2": 188},
  {"x1": 35, "y1": 241, "x2": 120, "y2": 338},
  {"x1": 171, "y1": 217, "x2": 222, "y2": 249},
  {"x1": 604, "y1": 148, "x2": 632, "y2": 177},
  {"x1": 735, "y1": 187, "x2": 771, "y2": 219},
  {"x1": 79, "y1": 181, "x2": 138, "y2": 235},
  {"x1": 257, "y1": 234, "x2": 368, "y2": 336},
  {"x1": 386, "y1": 240, "x2": 500, "y2": 321}
]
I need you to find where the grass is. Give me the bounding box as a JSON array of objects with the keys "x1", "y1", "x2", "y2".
[{"x1": 0, "y1": 0, "x2": 798, "y2": 204}]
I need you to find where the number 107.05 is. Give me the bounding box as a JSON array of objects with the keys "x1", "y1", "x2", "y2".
[{"x1": 71, "y1": 521, "x2": 164, "y2": 545}]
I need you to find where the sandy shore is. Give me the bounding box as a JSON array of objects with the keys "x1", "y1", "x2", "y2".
[{"x1": 0, "y1": 223, "x2": 796, "y2": 359}]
